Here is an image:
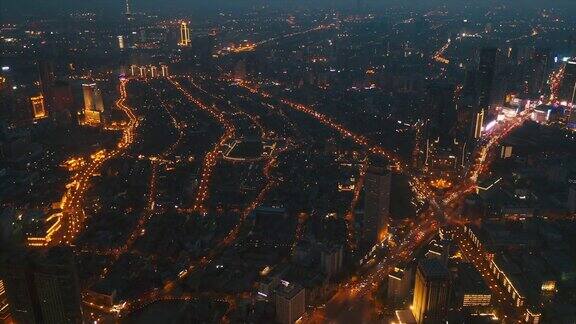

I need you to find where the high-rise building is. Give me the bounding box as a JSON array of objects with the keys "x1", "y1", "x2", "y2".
[
  {"x1": 38, "y1": 60, "x2": 55, "y2": 111},
  {"x1": 320, "y1": 244, "x2": 343, "y2": 279},
  {"x1": 412, "y1": 259, "x2": 450, "y2": 324},
  {"x1": 139, "y1": 66, "x2": 146, "y2": 78},
  {"x1": 117, "y1": 35, "x2": 125, "y2": 50},
  {"x1": 161, "y1": 64, "x2": 169, "y2": 77},
  {"x1": 233, "y1": 59, "x2": 247, "y2": 80},
  {"x1": 52, "y1": 81, "x2": 74, "y2": 114},
  {"x1": 0, "y1": 279, "x2": 9, "y2": 320},
  {"x1": 275, "y1": 282, "x2": 305, "y2": 324},
  {"x1": 527, "y1": 48, "x2": 551, "y2": 96},
  {"x1": 559, "y1": 61, "x2": 576, "y2": 104},
  {"x1": 82, "y1": 83, "x2": 104, "y2": 112},
  {"x1": 500, "y1": 145, "x2": 513, "y2": 159},
  {"x1": 471, "y1": 109, "x2": 484, "y2": 139},
  {"x1": 387, "y1": 265, "x2": 412, "y2": 306},
  {"x1": 425, "y1": 83, "x2": 457, "y2": 144},
  {"x1": 1, "y1": 247, "x2": 83, "y2": 324},
  {"x1": 82, "y1": 83, "x2": 105, "y2": 125},
  {"x1": 150, "y1": 66, "x2": 158, "y2": 78},
  {"x1": 362, "y1": 164, "x2": 391, "y2": 245},
  {"x1": 30, "y1": 95, "x2": 47, "y2": 120},
  {"x1": 567, "y1": 186, "x2": 576, "y2": 214},
  {"x1": 455, "y1": 263, "x2": 491, "y2": 308},
  {"x1": 477, "y1": 48, "x2": 498, "y2": 110},
  {"x1": 179, "y1": 21, "x2": 191, "y2": 47}
]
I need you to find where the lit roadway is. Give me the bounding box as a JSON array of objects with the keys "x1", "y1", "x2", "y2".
[
  {"x1": 111, "y1": 78, "x2": 285, "y2": 317},
  {"x1": 229, "y1": 78, "x2": 533, "y2": 322},
  {"x1": 167, "y1": 77, "x2": 237, "y2": 214},
  {"x1": 218, "y1": 21, "x2": 336, "y2": 55},
  {"x1": 36, "y1": 79, "x2": 139, "y2": 247}
]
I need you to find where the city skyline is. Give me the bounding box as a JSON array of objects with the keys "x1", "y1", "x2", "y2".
[{"x1": 1, "y1": 1, "x2": 576, "y2": 323}]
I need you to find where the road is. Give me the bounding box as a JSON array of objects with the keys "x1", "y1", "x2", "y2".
[{"x1": 28, "y1": 78, "x2": 139, "y2": 247}]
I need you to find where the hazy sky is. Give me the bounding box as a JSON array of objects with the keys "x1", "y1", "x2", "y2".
[{"x1": 2, "y1": 0, "x2": 575, "y2": 21}]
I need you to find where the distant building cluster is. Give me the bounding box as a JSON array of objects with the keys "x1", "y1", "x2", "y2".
[{"x1": 129, "y1": 64, "x2": 169, "y2": 79}]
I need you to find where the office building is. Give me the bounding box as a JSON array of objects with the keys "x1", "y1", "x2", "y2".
[
  {"x1": 30, "y1": 95, "x2": 47, "y2": 120},
  {"x1": 82, "y1": 83, "x2": 105, "y2": 125},
  {"x1": 275, "y1": 282, "x2": 305, "y2": 324},
  {"x1": 117, "y1": 35, "x2": 125, "y2": 50},
  {"x1": 0, "y1": 279, "x2": 9, "y2": 320},
  {"x1": 455, "y1": 263, "x2": 491, "y2": 308},
  {"x1": 1, "y1": 247, "x2": 83, "y2": 324},
  {"x1": 387, "y1": 266, "x2": 411, "y2": 306},
  {"x1": 320, "y1": 244, "x2": 343, "y2": 279},
  {"x1": 362, "y1": 164, "x2": 391, "y2": 245},
  {"x1": 412, "y1": 259, "x2": 450, "y2": 324},
  {"x1": 51, "y1": 81, "x2": 74, "y2": 121},
  {"x1": 425, "y1": 83, "x2": 457, "y2": 144},
  {"x1": 179, "y1": 21, "x2": 191, "y2": 47},
  {"x1": 477, "y1": 47, "x2": 498, "y2": 110},
  {"x1": 500, "y1": 145, "x2": 513, "y2": 159},
  {"x1": 471, "y1": 109, "x2": 484, "y2": 139},
  {"x1": 559, "y1": 61, "x2": 576, "y2": 104},
  {"x1": 161, "y1": 64, "x2": 169, "y2": 77},
  {"x1": 82, "y1": 83, "x2": 104, "y2": 112},
  {"x1": 38, "y1": 60, "x2": 55, "y2": 111},
  {"x1": 568, "y1": 186, "x2": 576, "y2": 214}
]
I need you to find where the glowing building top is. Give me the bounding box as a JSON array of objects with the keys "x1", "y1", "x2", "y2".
[{"x1": 179, "y1": 21, "x2": 191, "y2": 47}]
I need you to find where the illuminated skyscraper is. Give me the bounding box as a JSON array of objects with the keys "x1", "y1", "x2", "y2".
[
  {"x1": 275, "y1": 282, "x2": 305, "y2": 324},
  {"x1": 362, "y1": 164, "x2": 391, "y2": 246},
  {"x1": 161, "y1": 64, "x2": 169, "y2": 77},
  {"x1": 412, "y1": 259, "x2": 450, "y2": 324},
  {"x1": 117, "y1": 35, "x2": 125, "y2": 50},
  {"x1": 150, "y1": 66, "x2": 158, "y2": 78},
  {"x1": 0, "y1": 279, "x2": 9, "y2": 320},
  {"x1": 30, "y1": 95, "x2": 47, "y2": 120},
  {"x1": 179, "y1": 21, "x2": 191, "y2": 47},
  {"x1": 82, "y1": 83, "x2": 104, "y2": 125},
  {"x1": 82, "y1": 83, "x2": 104, "y2": 112},
  {"x1": 471, "y1": 109, "x2": 484, "y2": 139}
]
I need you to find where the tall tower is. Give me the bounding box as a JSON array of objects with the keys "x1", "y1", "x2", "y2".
[
  {"x1": 362, "y1": 164, "x2": 391, "y2": 246},
  {"x1": 179, "y1": 21, "x2": 191, "y2": 47},
  {"x1": 124, "y1": 0, "x2": 133, "y2": 20},
  {"x1": 412, "y1": 259, "x2": 450, "y2": 324},
  {"x1": 476, "y1": 47, "x2": 498, "y2": 110}
]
